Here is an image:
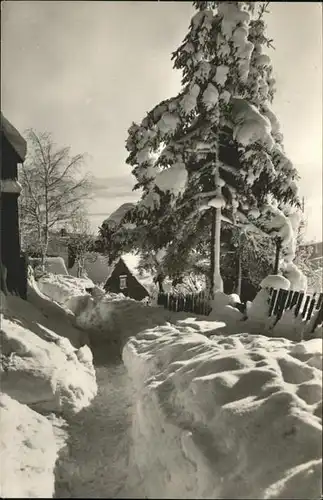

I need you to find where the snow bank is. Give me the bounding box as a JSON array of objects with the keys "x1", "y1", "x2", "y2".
[
  {"x1": 74, "y1": 292, "x2": 176, "y2": 346},
  {"x1": 26, "y1": 275, "x2": 87, "y2": 348},
  {"x1": 209, "y1": 291, "x2": 244, "y2": 324},
  {"x1": 1, "y1": 301, "x2": 97, "y2": 416},
  {"x1": 0, "y1": 394, "x2": 59, "y2": 498},
  {"x1": 123, "y1": 327, "x2": 322, "y2": 499},
  {"x1": 37, "y1": 273, "x2": 94, "y2": 312}
]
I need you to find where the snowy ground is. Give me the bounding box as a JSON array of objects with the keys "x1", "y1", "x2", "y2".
[
  {"x1": 2, "y1": 272, "x2": 322, "y2": 498},
  {"x1": 123, "y1": 325, "x2": 322, "y2": 499},
  {"x1": 0, "y1": 393, "x2": 59, "y2": 498}
]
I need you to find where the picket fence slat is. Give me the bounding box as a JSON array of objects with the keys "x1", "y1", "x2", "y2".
[
  {"x1": 269, "y1": 289, "x2": 278, "y2": 316},
  {"x1": 312, "y1": 302, "x2": 323, "y2": 332},
  {"x1": 276, "y1": 289, "x2": 289, "y2": 321},
  {"x1": 295, "y1": 292, "x2": 304, "y2": 317},
  {"x1": 290, "y1": 291, "x2": 300, "y2": 310},
  {"x1": 316, "y1": 293, "x2": 323, "y2": 310},
  {"x1": 301, "y1": 295, "x2": 311, "y2": 319},
  {"x1": 306, "y1": 296, "x2": 317, "y2": 321},
  {"x1": 285, "y1": 289, "x2": 294, "y2": 310}
]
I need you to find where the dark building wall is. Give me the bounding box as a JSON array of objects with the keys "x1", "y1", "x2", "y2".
[
  {"x1": 1, "y1": 194, "x2": 21, "y2": 293},
  {"x1": 104, "y1": 258, "x2": 149, "y2": 301},
  {"x1": 1, "y1": 135, "x2": 20, "y2": 179},
  {"x1": 0, "y1": 136, "x2": 23, "y2": 295}
]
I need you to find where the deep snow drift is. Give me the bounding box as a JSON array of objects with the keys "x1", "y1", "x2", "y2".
[
  {"x1": 6, "y1": 270, "x2": 321, "y2": 499},
  {"x1": 123, "y1": 325, "x2": 322, "y2": 499},
  {"x1": 0, "y1": 393, "x2": 60, "y2": 498},
  {"x1": 0, "y1": 284, "x2": 98, "y2": 498},
  {"x1": 37, "y1": 273, "x2": 94, "y2": 313}
]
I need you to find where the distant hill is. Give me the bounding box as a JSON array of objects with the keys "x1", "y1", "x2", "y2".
[{"x1": 102, "y1": 203, "x2": 136, "y2": 228}]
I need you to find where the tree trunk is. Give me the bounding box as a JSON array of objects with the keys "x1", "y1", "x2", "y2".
[
  {"x1": 41, "y1": 181, "x2": 49, "y2": 271},
  {"x1": 236, "y1": 249, "x2": 242, "y2": 297},
  {"x1": 40, "y1": 228, "x2": 49, "y2": 271},
  {"x1": 209, "y1": 208, "x2": 216, "y2": 298},
  {"x1": 211, "y1": 141, "x2": 223, "y2": 296},
  {"x1": 156, "y1": 274, "x2": 165, "y2": 293},
  {"x1": 213, "y1": 205, "x2": 223, "y2": 293},
  {"x1": 274, "y1": 238, "x2": 282, "y2": 274},
  {"x1": 77, "y1": 256, "x2": 85, "y2": 278}
]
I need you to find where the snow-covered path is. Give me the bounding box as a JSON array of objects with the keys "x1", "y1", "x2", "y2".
[{"x1": 55, "y1": 343, "x2": 136, "y2": 498}]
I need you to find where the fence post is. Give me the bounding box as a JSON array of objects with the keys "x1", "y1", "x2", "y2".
[
  {"x1": 306, "y1": 294, "x2": 317, "y2": 321},
  {"x1": 285, "y1": 289, "x2": 294, "y2": 310},
  {"x1": 269, "y1": 289, "x2": 278, "y2": 316},
  {"x1": 294, "y1": 292, "x2": 304, "y2": 317},
  {"x1": 289, "y1": 291, "x2": 299, "y2": 310},
  {"x1": 275, "y1": 289, "x2": 289, "y2": 322},
  {"x1": 301, "y1": 295, "x2": 311, "y2": 319},
  {"x1": 311, "y1": 302, "x2": 323, "y2": 333},
  {"x1": 316, "y1": 293, "x2": 323, "y2": 311}
]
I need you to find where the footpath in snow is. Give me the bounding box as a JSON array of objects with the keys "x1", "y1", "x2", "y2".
[{"x1": 55, "y1": 356, "x2": 133, "y2": 498}]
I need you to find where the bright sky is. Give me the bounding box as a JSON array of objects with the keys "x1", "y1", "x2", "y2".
[{"x1": 2, "y1": 1, "x2": 322, "y2": 241}]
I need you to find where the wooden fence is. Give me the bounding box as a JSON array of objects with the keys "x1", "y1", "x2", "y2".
[
  {"x1": 158, "y1": 288, "x2": 323, "y2": 333},
  {"x1": 268, "y1": 288, "x2": 323, "y2": 330},
  {"x1": 157, "y1": 291, "x2": 212, "y2": 316}
]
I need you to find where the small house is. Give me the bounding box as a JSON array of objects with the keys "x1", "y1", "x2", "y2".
[
  {"x1": 1, "y1": 114, "x2": 27, "y2": 297},
  {"x1": 104, "y1": 253, "x2": 153, "y2": 301}
]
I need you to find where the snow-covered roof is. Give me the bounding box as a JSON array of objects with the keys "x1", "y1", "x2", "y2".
[
  {"x1": 107, "y1": 252, "x2": 156, "y2": 293},
  {"x1": 120, "y1": 252, "x2": 141, "y2": 276},
  {"x1": 1, "y1": 113, "x2": 27, "y2": 162}
]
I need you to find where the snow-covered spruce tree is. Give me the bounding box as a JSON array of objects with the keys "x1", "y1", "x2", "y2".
[{"x1": 125, "y1": 1, "x2": 300, "y2": 297}]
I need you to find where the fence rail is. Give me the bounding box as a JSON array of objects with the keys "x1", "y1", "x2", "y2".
[{"x1": 158, "y1": 288, "x2": 323, "y2": 333}]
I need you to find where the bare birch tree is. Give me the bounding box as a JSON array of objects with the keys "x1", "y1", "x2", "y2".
[{"x1": 19, "y1": 129, "x2": 92, "y2": 266}]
